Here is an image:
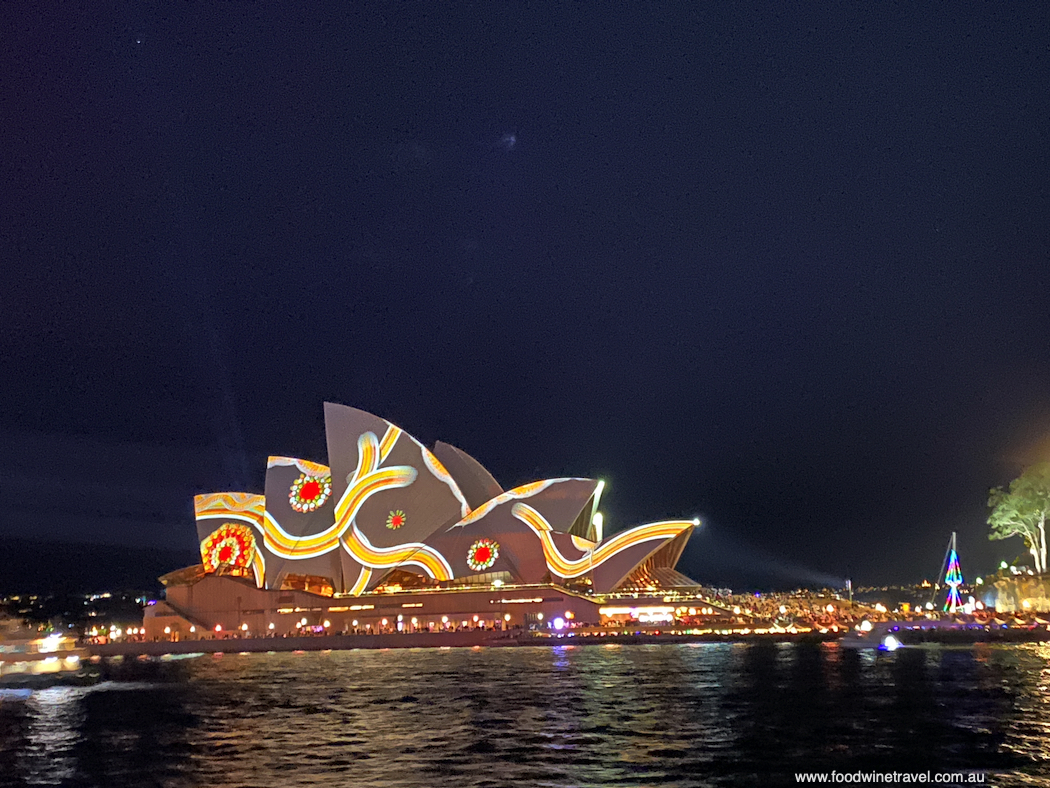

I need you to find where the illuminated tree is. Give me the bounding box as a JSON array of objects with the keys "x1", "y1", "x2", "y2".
[{"x1": 988, "y1": 462, "x2": 1050, "y2": 575}]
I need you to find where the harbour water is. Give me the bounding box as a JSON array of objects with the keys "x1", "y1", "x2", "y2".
[{"x1": 2, "y1": 642, "x2": 1050, "y2": 787}]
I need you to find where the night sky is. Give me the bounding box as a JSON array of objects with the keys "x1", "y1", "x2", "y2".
[{"x1": 3, "y1": 5, "x2": 1049, "y2": 590}]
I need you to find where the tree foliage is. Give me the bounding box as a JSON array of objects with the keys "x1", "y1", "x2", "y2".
[{"x1": 989, "y1": 462, "x2": 1050, "y2": 575}]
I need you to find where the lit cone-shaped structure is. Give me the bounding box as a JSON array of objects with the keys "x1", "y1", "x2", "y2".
[{"x1": 943, "y1": 532, "x2": 963, "y2": 613}]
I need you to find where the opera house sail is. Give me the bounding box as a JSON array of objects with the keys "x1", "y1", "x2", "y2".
[{"x1": 150, "y1": 403, "x2": 699, "y2": 638}]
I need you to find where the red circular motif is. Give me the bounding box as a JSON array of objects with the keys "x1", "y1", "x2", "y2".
[
  {"x1": 390, "y1": 514, "x2": 404, "y2": 528},
  {"x1": 289, "y1": 473, "x2": 332, "y2": 512},
  {"x1": 466, "y1": 538, "x2": 500, "y2": 572},
  {"x1": 201, "y1": 523, "x2": 257, "y2": 573},
  {"x1": 299, "y1": 480, "x2": 321, "y2": 501}
]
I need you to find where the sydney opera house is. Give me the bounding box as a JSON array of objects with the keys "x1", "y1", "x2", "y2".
[{"x1": 145, "y1": 403, "x2": 700, "y2": 639}]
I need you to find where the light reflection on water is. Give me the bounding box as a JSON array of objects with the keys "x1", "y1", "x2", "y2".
[{"x1": 0, "y1": 643, "x2": 1049, "y2": 786}]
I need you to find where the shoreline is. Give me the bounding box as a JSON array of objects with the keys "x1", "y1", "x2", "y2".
[{"x1": 87, "y1": 630, "x2": 840, "y2": 658}]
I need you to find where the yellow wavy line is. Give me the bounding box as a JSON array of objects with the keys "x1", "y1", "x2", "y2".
[
  {"x1": 194, "y1": 493, "x2": 265, "y2": 526},
  {"x1": 348, "y1": 566, "x2": 372, "y2": 596},
  {"x1": 512, "y1": 503, "x2": 691, "y2": 579},
  {"x1": 252, "y1": 551, "x2": 266, "y2": 588},
  {"x1": 265, "y1": 466, "x2": 416, "y2": 557},
  {"x1": 266, "y1": 456, "x2": 330, "y2": 476},
  {"x1": 341, "y1": 522, "x2": 453, "y2": 583},
  {"x1": 379, "y1": 425, "x2": 400, "y2": 461},
  {"x1": 451, "y1": 479, "x2": 554, "y2": 528}
]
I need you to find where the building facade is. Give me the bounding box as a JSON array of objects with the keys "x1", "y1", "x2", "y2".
[{"x1": 147, "y1": 403, "x2": 698, "y2": 639}]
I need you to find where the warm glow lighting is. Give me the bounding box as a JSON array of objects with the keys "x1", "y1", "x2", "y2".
[
  {"x1": 537, "y1": 612, "x2": 544, "y2": 621},
  {"x1": 826, "y1": 604, "x2": 835, "y2": 613},
  {"x1": 164, "y1": 626, "x2": 171, "y2": 634},
  {"x1": 492, "y1": 597, "x2": 543, "y2": 604},
  {"x1": 215, "y1": 624, "x2": 222, "y2": 632},
  {"x1": 241, "y1": 623, "x2": 248, "y2": 631},
  {"x1": 190, "y1": 626, "x2": 196, "y2": 633},
  {"x1": 504, "y1": 613, "x2": 511, "y2": 621},
  {"x1": 441, "y1": 616, "x2": 449, "y2": 623},
  {"x1": 39, "y1": 633, "x2": 63, "y2": 653},
  {"x1": 859, "y1": 620, "x2": 872, "y2": 632}
]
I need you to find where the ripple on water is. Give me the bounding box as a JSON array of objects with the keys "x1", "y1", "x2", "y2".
[{"x1": 0, "y1": 644, "x2": 1047, "y2": 786}]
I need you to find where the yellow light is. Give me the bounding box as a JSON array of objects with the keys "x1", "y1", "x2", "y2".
[
  {"x1": 472, "y1": 615, "x2": 479, "y2": 622},
  {"x1": 826, "y1": 604, "x2": 835, "y2": 613},
  {"x1": 241, "y1": 623, "x2": 248, "y2": 631},
  {"x1": 214, "y1": 624, "x2": 222, "y2": 632},
  {"x1": 565, "y1": 611, "x2": 574, "y2": 620},
  {"x1": 323, "y1": 620, "x2": 331, "y2": 628},
  {"x1": 381, "y1": 618, "x2": 388, "y2": 626},
  {"x1": 268, "y1": 623, "x2": 275, "y2": 629},
  {"x1": 352, "y1": 620, "x2": 358, "y2": 627},
  {"x1": 190, "y1": 626, "x2": 196, "y2": 633},
  {"x1": 504, "y1": 613, "x2": 511, "y2": 621},
  {"x1": 411, "y1": 617, "x2": 417, "y2": 625},
  {"x1": 164, "y1": 626, "x2": 171, "y2": 634},
  {"x1": 441, "y1": 616, "x2": 449, "y2": 623},
  {"x1": 537, "y1": 613, "x2": 544, "y2": 621}
]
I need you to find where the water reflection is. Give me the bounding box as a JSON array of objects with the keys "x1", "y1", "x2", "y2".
[
  {"x1": 0, "y1": 644, "x2": 1047, "y2": 787},
  {"x1": 21, "y1": 687, "x2": 84, "y2": 785}
]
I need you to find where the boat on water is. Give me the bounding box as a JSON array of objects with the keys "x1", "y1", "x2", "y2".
[
  {"x1": 0, "y1": 619, "x2": 91, "y2": 688},
  {"x1": 841, "y1": 617, "x2": 1050, "y2": 649}
]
